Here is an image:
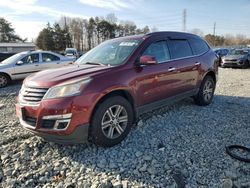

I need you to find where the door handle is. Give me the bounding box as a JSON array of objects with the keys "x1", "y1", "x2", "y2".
[
  {"x1": 168, "y1": 67, "x2": 177, "y2": 72},
  {"x1": 35, "y1": 64, "x2": 39, "y2": 66},
  {"x1": 195, "y1": 62, "x2": 201, "y2": 66}
]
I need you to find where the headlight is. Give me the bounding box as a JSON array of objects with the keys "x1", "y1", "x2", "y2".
[{"x1": 43, "y1": 77, "x2": 92, "y2": 99}]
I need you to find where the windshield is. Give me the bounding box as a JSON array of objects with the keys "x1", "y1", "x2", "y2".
[
  {"x1": 0, "y1": 53, "x2": 24, "y2": 64},
  {"x1": 76, "y1": 39, "x2": 141, "y2": 66},
  {"x1": 229, "y1": 50, "x2": 248, "y2": 55},
  {"x1": 65, "y1": 50, "x2": 76, "y2": 54}
]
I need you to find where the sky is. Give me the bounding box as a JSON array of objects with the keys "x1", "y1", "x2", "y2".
[{"x1": 1, "y1": 0, "x2": 250, "y2": 41}]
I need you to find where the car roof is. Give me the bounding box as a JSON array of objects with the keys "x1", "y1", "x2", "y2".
[
  {"x1": 110, "y1": 31, "x2": 202, "y2": 43},
  {"x1": 17, "y1": 50, "x2": 65, "y2": 57}
]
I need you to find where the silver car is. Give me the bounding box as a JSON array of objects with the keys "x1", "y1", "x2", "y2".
[{"x1": 0, "y1": 51, "x2": 75, "y2": 87}]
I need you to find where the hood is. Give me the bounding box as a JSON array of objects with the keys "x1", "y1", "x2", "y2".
[
  {"x1": 25, "y1": 64, "x2": 112, "y2": 88},
  {"x1": 224, "y1": 55, "x2": 246, "y2": 60}
]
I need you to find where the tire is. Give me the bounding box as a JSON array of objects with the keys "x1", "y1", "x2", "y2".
[
  {"x1": 242, "y1": 60, "x2": 249, "y2": 69},
  {"x1": 0, "y1": 74, "x2": 10, "y2": 88},
  {"x1": 90, "y1": 96, "x2": 134, "y2": 147},
  {"x1": 193, "y1": 75, "x2": 215, "y2": 106}
]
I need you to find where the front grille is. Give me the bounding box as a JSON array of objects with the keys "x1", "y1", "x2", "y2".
[
  {"x1": 225, "y1": 59, "x2": 237, "y2": 62},
  {"x1": 24, "y1": 116, "x2": 37, "y2": 127},
  {"x1": 20, "y1": 86, "x2": 48, "y2": 104}
]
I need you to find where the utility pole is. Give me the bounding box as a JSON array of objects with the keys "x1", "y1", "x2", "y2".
[
  {"x1": 213, "y1": 22, "x2": 216, "y2": 36},
  {"x1": 183, "y1": 9, "x2": 186, "y2": 32},
  {"x1": 213, "y1": 22, "x2": 216, "y2": 46}
]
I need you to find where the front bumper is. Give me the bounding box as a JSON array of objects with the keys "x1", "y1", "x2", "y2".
[
  {"x1": 22, "y1": 121, "x2": 89, "y2": 144},
  {"x1": 221, "y1": 60, "x2": 244, "y2": 68},
  {"x1": 16, "y1": 95, "x2": 93, "y2": 144}
]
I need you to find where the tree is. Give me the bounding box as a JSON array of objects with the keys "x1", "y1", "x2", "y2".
[
  {"x1": 105, "y1": 13, "x2": 118, "y2": 24},
  {"x1": 37, "y1": 14, "x2": 152, "y2": 51},
  {"x1": 36, "y1": 23, "x2": 55, "y2": 51},
  {"x1": 204, "y1": 34, "x2": 225, "y2": 47},
  {"x1": 142, "y1": 26, "x2": 150, "y2": 34},
  {"x1": 86, "y1": 17, "x2": 95, "y2": 50},
  {"x1": 36, "y1": 23, "x2": 71, "y2": 52},
  {"x1": 0, "y1": 17, "x2": 25, "y2": 42}
]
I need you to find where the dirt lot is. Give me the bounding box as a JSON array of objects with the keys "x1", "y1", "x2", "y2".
[{"x1": 0, "y1": 68, "x2": 250, "y2": 188}]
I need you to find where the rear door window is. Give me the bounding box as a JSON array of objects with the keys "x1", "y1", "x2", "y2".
[
  {"x1": 167, "y1": 39, "x2": 193, "y2": 59},
  {"x1": 142, "y1": 41, "x2": 170, "y2": 63},
  {"x1": 189, "y1": 38, "x2": 209, "y2": 55},
  {"x1": 42, "y1": 53, "x2": 60, "y2": 62}
]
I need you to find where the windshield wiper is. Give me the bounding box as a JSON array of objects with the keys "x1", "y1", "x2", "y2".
[{"x1": 85, "y1": 62, "x2": 105, "y2": 66}]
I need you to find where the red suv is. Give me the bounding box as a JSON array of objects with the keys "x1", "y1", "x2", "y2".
[{"x1": 16, "y1": 32, "x2": 218, "y2": 147}]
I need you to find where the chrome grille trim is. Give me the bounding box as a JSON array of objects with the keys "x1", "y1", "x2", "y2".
[{"x1": 20, "y1": 86, "x2": 48, "y2": 105}]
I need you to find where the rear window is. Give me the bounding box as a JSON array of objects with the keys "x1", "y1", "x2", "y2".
[
  {"x1": 189, "y1": 38, "x2": 209, "y2": 55},
  {"x1": 42, "y1": 53, "x2": 60, "y2": 62},
  {"x1": 167, "y1": 39, "x2": 193, "y2": 59}
]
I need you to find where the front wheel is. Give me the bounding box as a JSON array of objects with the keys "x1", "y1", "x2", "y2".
[
  {"x1": 0, "y1": 74, "x2": 10, "y2": 88},
  {"x1": 193, "y1": 76, "x2": 215, "y2": 106},
  {"x1": 90, "y1": 96, "x2": 134, "y2": 147}
]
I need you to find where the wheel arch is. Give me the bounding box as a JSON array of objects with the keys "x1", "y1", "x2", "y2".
[
  {"x1": 203, "y1": 70, "x2": 216, "y2": 84},
  {"x1": 90, "y1": 89, "x2": 137, "y2": 126},
  {"x1": 0, "y1": 72, "x2": 12, "y2": 81}
]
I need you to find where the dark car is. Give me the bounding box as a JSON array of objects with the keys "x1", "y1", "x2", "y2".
[
  {"x1": 214, "y1": 48, "x2": 229, "y2": 57},
  {"x1": 0, "y1": 52, "x2": 16, "y2": 62},
  {"x1": 221, "y1": 49, "x2": 250, "y2": 68},
  {"x1": 16, "y1": 32, "x2": 218, "y2": 147},
  {"x1": 214, "y1": 48, "x2": 230, "y2": 66}
]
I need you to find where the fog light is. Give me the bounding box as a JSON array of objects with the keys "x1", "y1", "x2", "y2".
[
  {"x1": 57, "y1": 122, "x2": 68, "y2": 129},
  {"x1": 42, "y1": 113, "x2": 72, "y2": 130}
]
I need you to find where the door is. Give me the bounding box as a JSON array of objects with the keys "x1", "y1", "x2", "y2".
[
  {"x1": 40, "y1": 53, "x2": 61, "y2": 70},
  {"x1": 166, "y1": 39, "x2": 200, "y2": 94},
  {"x1": 13, "y1": 53, "x2": 41, "y2": 79},
  {"x1": 135, "y1": 40, "x2": 184, "y2": 106}
]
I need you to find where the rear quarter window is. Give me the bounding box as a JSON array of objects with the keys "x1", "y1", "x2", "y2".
[
  {"x1": 189, "y1": 38, "x2": 210, "y2": 55},
  {"x1": 167, "y1": 39, "x2": 193, "y2": 59}
]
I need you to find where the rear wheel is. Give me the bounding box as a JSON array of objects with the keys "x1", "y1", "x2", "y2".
[
  {"x1": 0, "y1": 74, "x2": 10, "y2": 88},
  {"x1": 90, "y1": 96, "x2": 133, "y2": 147},
  {"x1": 193, "y1": 76, "x2": 215, "y2": 106}
]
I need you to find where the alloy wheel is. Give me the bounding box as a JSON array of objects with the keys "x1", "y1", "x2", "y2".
[
  {"x1": 0, "y1": 75, "x2": 7, "y2": 87},
  {"x1": 101, "y1": 105, "x2": 128, "y2": 139},
  {"x1": 203, "y1": 80, "x2": 214, "y2": 102}
]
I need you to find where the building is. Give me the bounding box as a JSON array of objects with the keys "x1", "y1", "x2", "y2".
[{"x1": 0, "y1": 42, "x2": 36, "y2": 53}]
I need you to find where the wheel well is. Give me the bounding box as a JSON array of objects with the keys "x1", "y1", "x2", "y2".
[
  {"x1": 0, "y1": 72, "x2": 11, "y2": 81},
  {"x1": 205, "y1": 71, "x2": 216, "y2": 83},
  {"x1": 90, "y1": 90, "x2": 136, "y2": 125}
]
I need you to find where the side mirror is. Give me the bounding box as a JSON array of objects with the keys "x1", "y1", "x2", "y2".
[
  {"x1": 16, "y1": 61, "x2": 24, "y2": 65},
  {"x1": 139, "y1": 55, "x2": 157, "y2": 65}
]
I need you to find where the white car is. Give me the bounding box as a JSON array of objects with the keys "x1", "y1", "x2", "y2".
[
  {"x1": 0, "y1": 51, "x2": 75, "y2": 87},
  {"x1": 65, "y1": 48, "x2": 78, "y2": 59}
]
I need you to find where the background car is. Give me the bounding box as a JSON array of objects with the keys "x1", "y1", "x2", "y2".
[
  {"x1": 0, "y1": 50, "x2": 75, "y2": 87},
  {"x1": 221, "y1": 49, "x2": 250, "y2": 68},
  {"x1": 0, "y1": 52, "x2": 16, "y2": 62},
  {"x1": 214, "y1": 48, "x2": 230, "y2": 57},
  {"x1": 65, "y1": 48, "x2": 79, "y2": 59},
  {"x1": 214, "y1": 48, "x2": 230, "y2": 66}
]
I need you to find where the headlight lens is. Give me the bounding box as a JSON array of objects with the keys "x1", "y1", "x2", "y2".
[{"x1": 43, "y1": 77, "x2": 91, "y2": 99}]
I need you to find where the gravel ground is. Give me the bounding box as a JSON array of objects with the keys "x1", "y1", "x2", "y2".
[{"x1": 0, "y1": 68, "x2": 250, "y2": 188}]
